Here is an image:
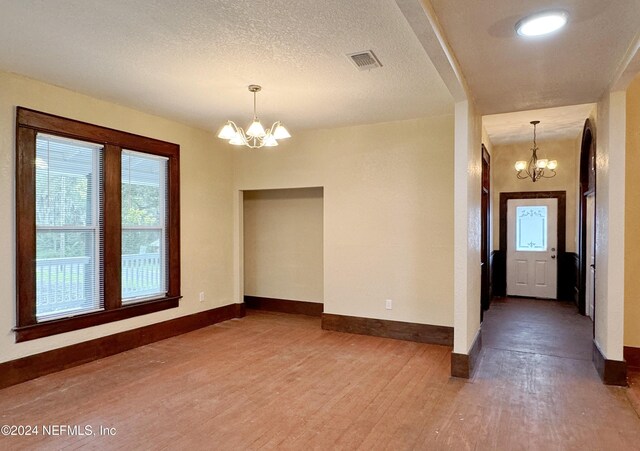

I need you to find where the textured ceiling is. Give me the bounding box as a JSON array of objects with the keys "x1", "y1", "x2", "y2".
[
  {"x1": 483, "y1": 103, "x2": 595, "y2": 146},
  {"x1": 0, "y1": 0, "x2": 454, "y2": 132},
  {"x1": 430, "y1": 0, "x2": 640, "y2": 114}
]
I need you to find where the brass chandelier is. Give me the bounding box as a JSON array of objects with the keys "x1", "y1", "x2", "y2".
[
  {"x1": 515, "y1": 120, "x2": 557, "y2": 182},
  {"x1": 217, "y1": 84, "x2": 291, "y2": 149}
]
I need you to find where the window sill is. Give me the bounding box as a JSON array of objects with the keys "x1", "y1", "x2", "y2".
[{"x1": 14, "y1": 296, "x2": 181, "y2": 342}]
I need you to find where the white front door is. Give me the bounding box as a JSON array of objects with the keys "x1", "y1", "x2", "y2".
[
  {"x1": 586, "y1": 194, "x2": 595, "y2": 319},
  {"x1": 507, "y1": 198, "x2": 558, "y2": 299}
]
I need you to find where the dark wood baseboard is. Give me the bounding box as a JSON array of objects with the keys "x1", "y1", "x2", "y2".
[
  {"x1": 321, "y1": 313, "x2": 453, "y2": 346},
  {"x1": 624, "y1": 346, "x2": 640, "y2": 370},
  {"x1": 451, "y1": 330, "x2": 483, "y2": 379},
  {"x1": 492, "y1": 250, "x2": 506, "y2": 297},
  {"x1": 559, "y1": 252, "x2": 579, "y2": 302},
  {"x1": 593, "y1": 340, "x2": 627, "y2": 386},
  {"x1": 244, "y1": 296, "x2": 323, "y2": 317},
  {"x1": 0, "y1": 303, "x2": 246, "y2": 390}
]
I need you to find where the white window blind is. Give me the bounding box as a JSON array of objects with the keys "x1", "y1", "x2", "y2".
[
  {"x1": 35, "y1": 133, "x2": 103, "y2": 321},
  {"x1": 121, "y1": 150, "x2": 168, "y2": 303}
]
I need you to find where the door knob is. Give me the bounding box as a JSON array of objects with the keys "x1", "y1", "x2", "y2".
[
  {"x1": 551, "y1": 247, "x2": 556, "y2": 251},
  {"x1": 551, "y1": 255, "x2": 556, "y2": 259}
]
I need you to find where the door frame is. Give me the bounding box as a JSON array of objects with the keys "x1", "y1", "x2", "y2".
[
  {"x1": 499, "y1": 191, "x2": 566, "y2": 299},
  {"x1": 584, "y1": 193, "x2": 596, "y2": 319},
  {"x1": 578, "y1": 118, "x2": 596, "y2": 317},
  {"x1": 480, "y1": 144, "x2": 491, "y2": 320}
]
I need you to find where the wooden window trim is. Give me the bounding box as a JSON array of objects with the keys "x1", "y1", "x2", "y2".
[
  {"x1": 14, "y1": 298, "x2": 181, "y2": 342},
  {"x1": 15, "y1": 107, "x2": 181, "y2": 342}
]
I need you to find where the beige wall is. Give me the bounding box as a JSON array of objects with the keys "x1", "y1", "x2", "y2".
[
  {"x1": 234, "y1": 115, "x2": 455, "y2": 327},
  {"x1": 243, "y1": 188, "x2": 323, "y2": 303},
  {"x1": 595, "y1": 89, "x2": 626, "y2": 361},
  {"x1": 625, "y1": 74, "x2": 640, "y2": 347},
  {"x1": 453, "y1": 100, "x2": 483, "y2": 354},
  {"x1": 0, "y1": 71, "x2": 235, "y2": 363},
  {"x1": 491, "y1": 139, "x2": 580, "y2": 253},
  {"x1": 1, "y1": 71, "x2": 458, "y2": 362}
]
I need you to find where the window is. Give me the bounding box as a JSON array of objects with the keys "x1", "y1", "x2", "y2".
[
  {"x1": 121, "y1": 150, "x2": 168, "y2": 302},
  {"x1": 16, "y1": 107, "x2": 181, "y2": 342},
  {"x1": 515, "y1": 205, "x2": 547, "y2": 251},
  {"x1": 35, "y1": 134, "x2": 103, "y2": 320}
]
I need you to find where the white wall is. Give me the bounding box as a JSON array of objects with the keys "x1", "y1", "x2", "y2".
[
  {"x1": 234, "y1": 115, "x2": 455, "y2": 327},
  {"x1": 595, "y1": 89, "x2": 626, "y2": 361},
  {"x1": 0, "y1": 71, "x2": 235, "y2": 363},
  {"x1": 243, "y1": 188, "x2": 323, "y2": 303}
]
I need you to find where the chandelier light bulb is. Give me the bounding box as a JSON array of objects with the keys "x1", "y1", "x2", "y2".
[
  {"x1": 263, "y1": 134, "x2": 279, "y2": 147},
  {"x1": 229, "y1": 131, "x2": 246, "y2": 146},
  {"x1": 217, "y1": 123, "x2": 236, "y2": 140},
  {"x1": 273, "y1": 124, "x2": 291, "y2": 139},
  {"x1": 217, "y1": 85, "x2": 291, "y2": 148},
  {"x1": 536, "y1": 159, "x2": 548, "y2": 169},
  {"x1": 515, "y1": 161, "x2": 527, "y2": 171},
  {"x1": 246, "y1": 120, "x2": 266, "y2": 138},
  {"x1": 547, "y1": 160, "x2": 558, "y2": 170}
]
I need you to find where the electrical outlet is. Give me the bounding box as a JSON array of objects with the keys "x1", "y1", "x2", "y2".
[
  {"x1": 385, "y1": 299, "x2": 393, "y2": 310},
  {"x1": 199, "y1": 292, "x2": 205, "y2": 302}
]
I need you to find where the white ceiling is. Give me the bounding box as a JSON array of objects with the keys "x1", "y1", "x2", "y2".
[
  {"x1": 0, "y1": 0, "x2": 454, "y2": 132},
  {"x1": 430, "y1": 0, "x2": 640, "y2": 114},
  {"x1": 483, "y1": 103, "x2": 595, "y2": 146}
]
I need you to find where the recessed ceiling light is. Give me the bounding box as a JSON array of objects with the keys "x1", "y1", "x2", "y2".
[{"x1": 516, "y1": 10, "x2": 568, "y2": 37}]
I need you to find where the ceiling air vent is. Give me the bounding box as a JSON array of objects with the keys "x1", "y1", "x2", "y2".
[{"x1": 347, "y1": 50, "x2": 382, "y2": 71}]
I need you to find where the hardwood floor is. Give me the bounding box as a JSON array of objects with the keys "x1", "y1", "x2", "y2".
[
  {"x1": 480, "y1": 297, "x2": 640, "y2": 448},
  {"x1": 1, "y1": 306, "x2": 640, "y2": 450},
  {"x1": 628, "y1": 368, "x2": 640, "y2": 416},
  {"x1": 481, "y1": 297, "x2": 593, "y2": 360}
]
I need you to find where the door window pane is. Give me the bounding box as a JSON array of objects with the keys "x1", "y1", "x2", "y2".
[
  {"x1": 516, "y1": 205, "x2": 547, "y2": 251},
  {"x1": 121, "y1": 150, "x2": 168, "y2": 302},
  {"x1": 35, "y1": 134, "x2": 103, "y2": 320}
]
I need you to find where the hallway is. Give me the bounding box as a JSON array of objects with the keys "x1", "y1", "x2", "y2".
[
  {"x1": 481, "y1": 297, "x2": 592, "y2": 361},
  {"x1": 478, "y1": 297, "x2": 640, "y2": 446}
]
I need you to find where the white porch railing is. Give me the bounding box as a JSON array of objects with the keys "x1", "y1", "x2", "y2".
[
  {"x1": 36, "y1": 256, "x2": 92, "y2": 316},
  {"x1": 36, "y1": 253, "x2": 162, "y2": 316},
  {"x1": 122, "y1": 253, "x2": 163, "y2": 299}
]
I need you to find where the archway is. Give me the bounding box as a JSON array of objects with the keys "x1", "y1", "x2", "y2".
[{"x1": 578, "y1": 118, "x2": 596, "y2": 318}]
